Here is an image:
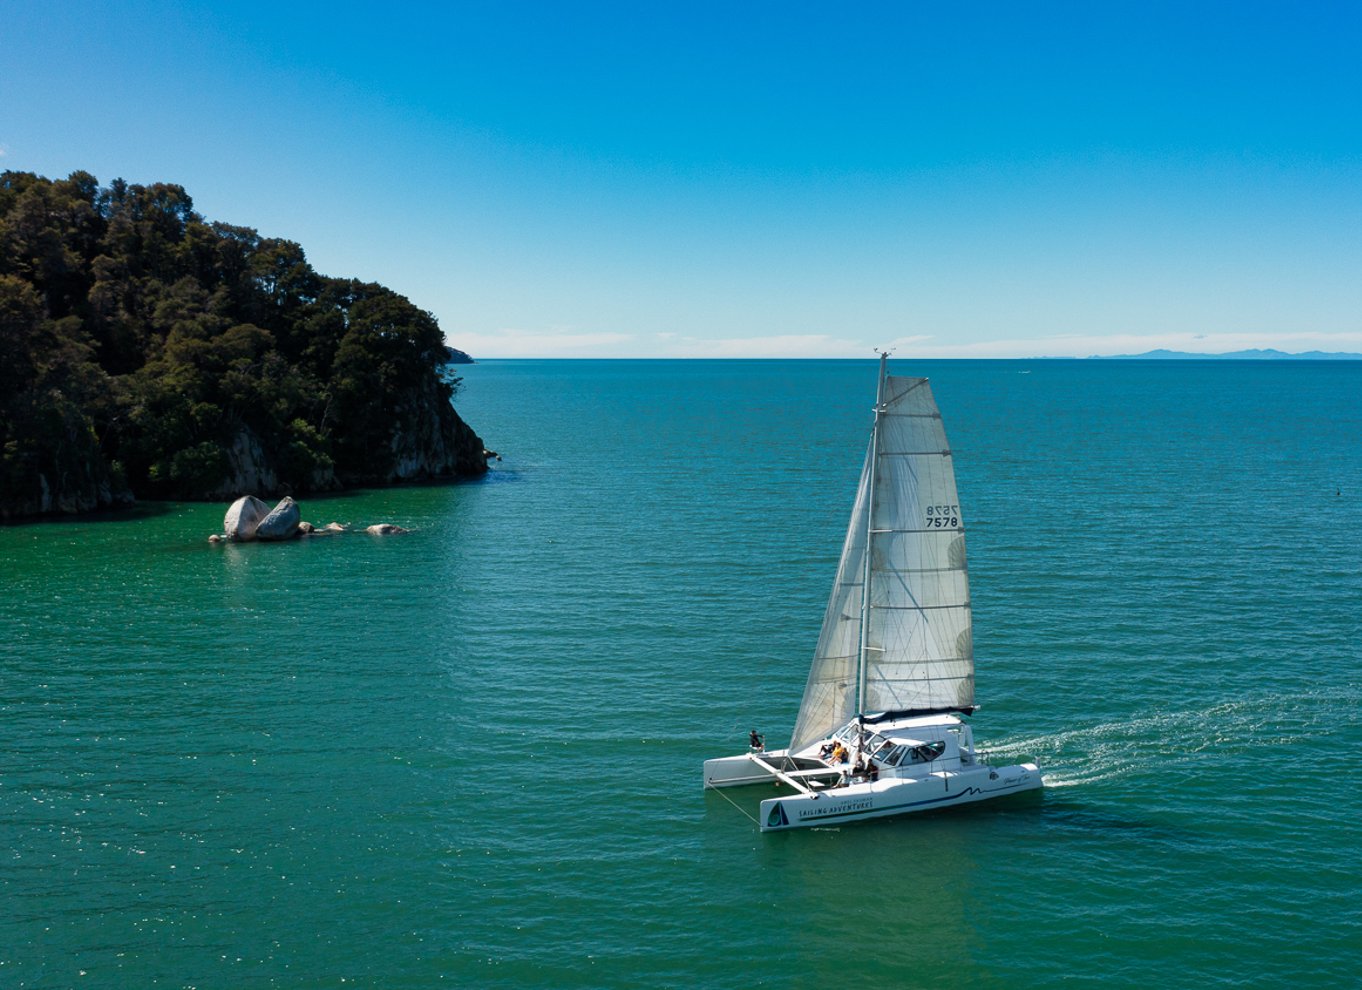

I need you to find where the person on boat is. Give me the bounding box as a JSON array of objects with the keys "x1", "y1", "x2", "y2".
[
  {"x1": 748, "y1": 730, "x2": 764, "y2": 752},
  {"x1": 830, "y1": 741, "x2": 848, "y2": 764},
  {"x1": 818, "y1": 740, "x2": 835, "y2": 760}
]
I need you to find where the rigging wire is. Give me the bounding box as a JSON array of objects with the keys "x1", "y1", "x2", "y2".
[{"x1": 704, "y1": 781, "x2": 761, "y2": 828}]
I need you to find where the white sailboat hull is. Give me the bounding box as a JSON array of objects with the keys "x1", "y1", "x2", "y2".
[{"x1": 758, "y1": 762, "x2": 1041, "y2": 831}]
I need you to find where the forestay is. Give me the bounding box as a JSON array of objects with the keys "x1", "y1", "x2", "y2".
[{"x1": 789, "y1": 373, "x2": 975, "y2": 753}]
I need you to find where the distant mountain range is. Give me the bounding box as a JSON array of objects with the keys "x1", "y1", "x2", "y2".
[{"x1": 1093, "y1": 348, "x2": 1362, "y2": 361}]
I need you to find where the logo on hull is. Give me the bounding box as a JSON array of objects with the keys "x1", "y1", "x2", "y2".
[{"x1": 767, "y1": 803, "x2": 788, "y2": 828}]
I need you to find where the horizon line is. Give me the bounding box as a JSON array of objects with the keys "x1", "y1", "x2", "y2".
[{"x1": 457, "y1": 352, "x2": 1362, "y2": 361}]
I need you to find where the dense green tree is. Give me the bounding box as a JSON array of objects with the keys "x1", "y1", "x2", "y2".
[
  {"x1": 0, "y1": 170, "x2": 483, "y2": 518},
  {"x1": 0, "y1": 273, "x2": 117, "y2": 513}
]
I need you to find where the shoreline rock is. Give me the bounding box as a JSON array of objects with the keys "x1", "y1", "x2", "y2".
[
  {"x1": 224, "y1": 495, "x2": 271, "y2": 542},
  {"x1": 255, "y1": 496, "x2": 301, "y2": 541},
  {"x1": 212, "y1": 497, "x2": 408, "y2": 543}
]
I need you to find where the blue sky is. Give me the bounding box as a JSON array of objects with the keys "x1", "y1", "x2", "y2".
[{"x1": 4, "y1": 1, "x2": 1361, "y2": 357}]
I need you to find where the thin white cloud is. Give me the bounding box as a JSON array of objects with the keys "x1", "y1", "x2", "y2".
[
  {"x1": 452, "y1": 328, "x2": 881, "y2": 358},
  {"x1": 883, "y1": 334, "x2": 937, "y2": 352},
  {"x1": 897, "y1": 330, "x2": 1362, "y2": 359},
  {"x1": 451, "y1": 327, "x2": 638, "y2": 357},
  {"x1": 658, "y1": 333, "x2": 871, "y2": 358},
  {"x1": 451, "y1": 327, "x2": 1362, "y2": 359}
]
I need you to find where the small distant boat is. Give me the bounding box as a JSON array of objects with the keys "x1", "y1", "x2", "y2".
[{"x1": 703, "y1": 354, "x2": 1041, "y2": 831}]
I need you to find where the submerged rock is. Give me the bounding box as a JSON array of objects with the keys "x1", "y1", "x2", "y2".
[
  {"x1": 224, "y1": 495, "x2": 271, "y2": 542},
  {"x1": 365, "y1": 523, "x2": 409, "y2": 535},
  {"x1": 255, "y1": 496, "x2": 301, "y2": 541}
]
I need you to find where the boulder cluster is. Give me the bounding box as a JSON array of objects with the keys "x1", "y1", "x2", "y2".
[{"x1": 209, "y1": 495, "x2": 409, "y2": 543}]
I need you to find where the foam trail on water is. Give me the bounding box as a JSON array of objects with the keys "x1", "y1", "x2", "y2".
[{"x1": 981, "y1": 689, "x2": 1355, "y2": 789}]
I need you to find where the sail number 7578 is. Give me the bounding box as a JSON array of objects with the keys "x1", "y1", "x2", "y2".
[{"x1": 925, "y1": 505, "x2": 960, "y2": 528}]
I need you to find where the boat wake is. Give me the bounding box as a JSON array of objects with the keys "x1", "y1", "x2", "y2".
[{"x1": 980, "y1": 688, "x2": 1354, "y2": 789}]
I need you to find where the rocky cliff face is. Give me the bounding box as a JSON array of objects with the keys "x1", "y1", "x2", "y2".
[
  {"x1": 383, "y1": 384, "x2": 488, "y2": 484},
  {"x1": 3, "y1": 469, "x2": 134, "y2": 519},
  {"x1": 0, "y1": 402, "x2": 134, "y2": 520},
  {"x1": 208, "y1": 430, "x2": 282, "y2": 501},
  {"x1": 387, "y1": 406, "x2": 487, "y2": 482},
  {"x1": 209, "y1": 396, "x2": 485, "y2": 502},
  {"x1": 2, "y1": 400, "x2": 485, "y2": 519},
  {"x1": 314, "y1": 366, "x2": 488, "y2": 489}
]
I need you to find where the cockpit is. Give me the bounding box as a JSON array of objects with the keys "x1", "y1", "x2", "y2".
[{"x1": 828, "y1": 725, "x2": 952, "y2": 769}]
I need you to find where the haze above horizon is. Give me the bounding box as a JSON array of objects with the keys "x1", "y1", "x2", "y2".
[{"x1": 5, "y1": 2, "x2": 1361, "y2": 359}]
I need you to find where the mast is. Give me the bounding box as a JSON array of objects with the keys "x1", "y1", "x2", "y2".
[{"x1": 855, "y1": 351, "x2": 890, "y2": 726}]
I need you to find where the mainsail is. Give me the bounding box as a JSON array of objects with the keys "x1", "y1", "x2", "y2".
[{"x1": 789, "y1": 365, "x2": 975, "y2": 752}]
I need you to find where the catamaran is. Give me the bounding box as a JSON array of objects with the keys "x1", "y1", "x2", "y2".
[{"x1": 703, "y1": 355, "x2": 1041, "y2": 831}]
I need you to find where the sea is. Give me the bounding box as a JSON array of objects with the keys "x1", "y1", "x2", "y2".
[{"x1": 2, "y1": 358, "x2": 1360, "y2": 989}]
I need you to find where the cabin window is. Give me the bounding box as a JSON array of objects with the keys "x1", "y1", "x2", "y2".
[
  {"x1": 912, "y1": 741, "x2": 946, "y2": 762},
  {"x1": 877, "y1": 745, "x2": 907, "y2": 767}
]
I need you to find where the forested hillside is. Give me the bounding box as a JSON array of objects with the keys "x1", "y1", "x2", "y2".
[{"x1": 0, "y1": 171, "x2": 485, "y2": 519}]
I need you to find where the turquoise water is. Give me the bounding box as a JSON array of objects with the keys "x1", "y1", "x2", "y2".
[{"x1": 3, "y1": 359, "x2": 1360, "y2": 988}]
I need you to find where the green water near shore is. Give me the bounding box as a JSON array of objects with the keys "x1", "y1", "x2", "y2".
[{"x1": 3, "y1": 359, "x2": 1360, "y2": 988}]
